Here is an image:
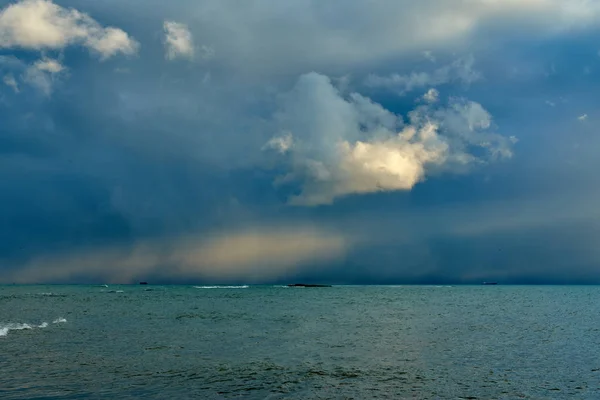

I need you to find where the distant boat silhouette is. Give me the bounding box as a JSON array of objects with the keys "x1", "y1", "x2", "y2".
[
  {"x1": 139, "y1": 282, "x2": 148, "y2": 285},
  {"x1": 482, "y1": 282, "x2": 498, "y2": 285}
]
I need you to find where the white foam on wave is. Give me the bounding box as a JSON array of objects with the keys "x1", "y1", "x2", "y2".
[
  {"x1": 0, "y1": 323, "x2": 33, "y2": 337},
  {"x1": 1, "y1": 318, "x2": 66, "y2": 337},
  {"x1": 193, "y1": 285, "x2": 249, "y2": 289}
]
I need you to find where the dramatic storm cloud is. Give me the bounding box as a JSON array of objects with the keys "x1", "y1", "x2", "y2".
[
  {"x1": 1, "y1": 0, "x2": 600, "y2": 283},
  {"x1": 265, "y1": 72, "x2": 512, "y2": 205}
]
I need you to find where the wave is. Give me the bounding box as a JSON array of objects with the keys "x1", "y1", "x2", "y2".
[
  {"x1": 0, "y1": 317, "x2": 67, "y2": 337},
  {"x1": 0, "y1": 323, "x2": 35, "y2": 337},
  {"x1": 193, "y1": 285, "x2": 249, "y2": 289}
]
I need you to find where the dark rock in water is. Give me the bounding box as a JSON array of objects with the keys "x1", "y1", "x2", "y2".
[
  {"x1": 287, "y1": 283, "x2": 332, "y2": 287},
  {"x1": 139, "y1": 282, "x2": 148, "y2": 285},
  {"x1": 482, "y1": 282, "x2": 498, "y2": 285}
]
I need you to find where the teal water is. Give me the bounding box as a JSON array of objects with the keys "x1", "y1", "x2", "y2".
[{"x1": 1, "y1": 285, "x2": 600, "y2": 399}]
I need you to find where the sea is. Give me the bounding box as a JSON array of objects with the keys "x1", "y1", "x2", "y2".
[{"x1": 1, "y1": 285, "x2": 600, "y2": 399}]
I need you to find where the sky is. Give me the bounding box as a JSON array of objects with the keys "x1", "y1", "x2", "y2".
[{"x1": 1, "y1": 0, "x2": 599, "y2": 284}]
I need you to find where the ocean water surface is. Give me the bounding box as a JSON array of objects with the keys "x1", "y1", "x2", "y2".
[{"x1": 1, "y1": 285, "x2": 600, "y2": 399}]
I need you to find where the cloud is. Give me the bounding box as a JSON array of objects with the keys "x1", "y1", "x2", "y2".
[
  {"x1": 0, "y1": 0, "x2": 599, "y2": 285},
  {"x1": 2, "y1": 73, "x2": 19, "y2": 92},
  {"x1": 423, "y1": 88, "x2": 439, "y2": 103},
  {"x1": 423, "y1": 51, "x2": 436, "y2": 63},
  {"x1": 31, "y1": 57, "x2": 64, "y2": 73},
  {"x1": 0, "y1": 54, "x2": 66, "y2": 95},
  {"x1": 3, "y1": 225, "x2": 350, "y2": 283},
  {"x1": 0, "y1": 0, "x2": 138, "y2": 59},
  {"x1": 262, "y1": 132, "x2": 293, "y2": 154},
  {"x1": 333, "y1": 186, "x2": 600, "y2": 284},
  {"x1": 163, "y1": 20, "x2": 195, "y2": 61},
  {"x1": 148, "y1": 0, "x2": 599, "y2": 76},
  {"x1": 0, "y1": 54, "x2": 25, "y2": 69},
  {"x1": 198, "y1": 45, "x2": 215, "y2": 60},
  {"x1": 22, "y1": 57, "x2": 65, "y2": 95},
  {"x1": 365, "y1": 56, "x2": 482, "y2": 95},
  {"x1": 578, "y1": 114, "x2": 588, "y2": 121},
  {"x1": 264, "y1": 72, "x2": 513, "y2": 205}
]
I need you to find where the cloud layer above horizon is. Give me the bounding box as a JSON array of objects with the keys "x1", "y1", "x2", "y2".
[{"x1": 1, "y1": 0, "x2": 600, "y2": 283}]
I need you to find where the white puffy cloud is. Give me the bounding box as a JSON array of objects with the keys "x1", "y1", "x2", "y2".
[
  {"x1": 423, "y1": 88, "x2": 439, "y2": 103},
  {"x1": 0, "y1": 0, "x2": 138, "y2": 59},
  {"x1": 32, "y1": 57, "x2": 64, "y2": 73},
  {"x1": 163, "y1": 20, "x2": 195, "y2": 60},
  {"x1": 86, "y1": 27, "x2": 139, "y2": 60},
  {"x1": 365, "y1": 56, "x2": 481, "y2": 95},
  {"x1": 578, "y1": 114, "x2": 588, "y2": 121},
  {"x1": 265, "y1": 73, "x2": 513, "y2": 206},
  {"x1": 262, "y1": 132, "x2": 293, "y2": 154}
]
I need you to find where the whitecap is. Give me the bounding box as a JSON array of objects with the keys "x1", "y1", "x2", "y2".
[
  {"x1": 0, "y1": 323, "x2": 33, "y2": 337},
  {"x1": 193, "y1": 285, "x2": 249, "y2": 289},
  {"x1": 1, "y1": 318, "x2": 66, "y2": 337}
]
